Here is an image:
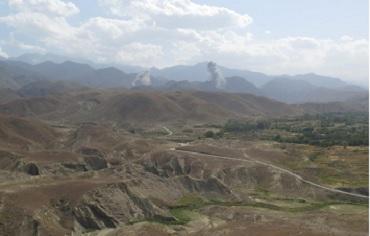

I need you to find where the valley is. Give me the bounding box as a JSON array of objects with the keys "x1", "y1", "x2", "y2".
[
  {"x1": 0, "y1": 96, "x2": 367, "y2": 235},
  {"x1": 0, "y1": 57, "x2": 368, "y2": 236},
  {"x1": 0, "y1": 0, "x2": 368, "y2": 234}
]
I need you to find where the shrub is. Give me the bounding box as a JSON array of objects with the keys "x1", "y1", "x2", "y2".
[{"x1": 204, "y1": 130, "x2": 215, "y2": 138}]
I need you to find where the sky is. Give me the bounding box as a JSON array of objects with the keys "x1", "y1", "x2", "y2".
[{"x1": 0, "y1": 0, "x2": 368, "y2": 85}]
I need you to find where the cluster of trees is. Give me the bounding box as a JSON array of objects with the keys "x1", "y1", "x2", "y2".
[
  {"x1": 204, "y1": 130, "x2": 224, "y2": 138},
  {"x1": 221, "y1": 112, "x2": 368, "y2": 147},
  {"x1": 223, "y1": 119, "x2": 271, "y2": 133},
  {"x1": 272, "y1": 128, "x2": 368, "y2": 147}
]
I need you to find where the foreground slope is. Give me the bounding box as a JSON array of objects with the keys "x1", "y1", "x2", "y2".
[{"x1": 0, "y1": 114, "x2": 367, "y2": 235}]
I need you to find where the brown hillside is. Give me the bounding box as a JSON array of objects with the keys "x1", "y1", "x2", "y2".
[
  {"x1": 1, "y1": 89, "x2": 366, "y2": 125},
  {"x1": 0, "y1": 96, "x2": 61, "y2": 117},
  {"x1": 93, "y1": 90, "x2": 302, "y2": 123},
  {"x1": 0, "y1": 115, "x2": 59, "y2": 149},
  {"x1": 0, "y1": 88, "x2": 20, "y2": 104}
]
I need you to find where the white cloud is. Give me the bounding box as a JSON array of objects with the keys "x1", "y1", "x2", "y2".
[
  {"x1": 340, "y1": 35, "x2": 354, "y2": 41},
  {"x1": 98, "y1": 0, "x2": 252, "y2": 30},
  {"x1": 0, "y1": 47, "x2": 9, "y2": 58},
  {"x1": 79, "y1": 17, "x2": 146, "y2": 40},
  {"x1": 7, "y1": 0, "x2": 79, "y2": 16},
  {"x1": 116, "y1": 43, "x2": 164, "y2": 66},
  {"x1": 5, "y1": 34, "x2": 46, "y2": 53},
  {"x1": 0, "y1": 0, "x2": 368, "y2": 84},
  {"x1": 208, "y1": 36, "x2": 368, "y2": 84},
  {"x1": 0, "y1": 12, "x2": 74, "y2": 37}
]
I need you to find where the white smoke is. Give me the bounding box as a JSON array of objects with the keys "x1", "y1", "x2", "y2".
[
  {"x1": 207, "y1": 61, "x2": 225, "y2": 89},
  {"x1": 132, "y1": 71, "x2": 151, "y2": 87}
]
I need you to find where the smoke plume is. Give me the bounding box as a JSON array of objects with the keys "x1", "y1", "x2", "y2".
[
  {"x1": 207, "y1": 61, "x2": 225, "y2": 89},
  {"x1": 132, "y1": 71, "x2": 151, "y2": 87}
]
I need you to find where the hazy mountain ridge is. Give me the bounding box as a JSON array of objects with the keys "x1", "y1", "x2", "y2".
[
  {"x1": 11, "y1": 53, "x2": 361, "y2": 88},
  {"x1": 12, "y1": 53, "x2": 146, "y2": 73},
  {"x1": 260, "y1": 77, "x2": 366, "y2": 103},
  {"x1": 0, "y1": 56, "x2": 367, "y2": 104}
]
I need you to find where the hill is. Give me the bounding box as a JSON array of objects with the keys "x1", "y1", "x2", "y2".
[
  {"x1": 299, "y1": 94, "x2": 369, "y2": 113},
  {"x1": 161, "y1": 76, "x2": 260, "y2": 95},
  {"x1": 0, "y1": 61, "x2": 45, "y2": 89},
  {"x1": 0, "y1": 87, "x2": 367, "y2": 125},
  {"x1": 0, "y1": 89, "x2": 300, "y2": 124},
  {"x1": 18, "y1": 80, "x2": 87, "y2": 97},
  {"x1": 150, "y1": 62, "x2": 272, "y2": 87},
  {"x1": 0, "y1": 96, "x2": 61, "y2": 117},
  {"x1": 261, "y1": 77, "x2": 367, "y2": 104},
  {"x1": 0, "y1": 114, "x2": 59, "y2": 149}
]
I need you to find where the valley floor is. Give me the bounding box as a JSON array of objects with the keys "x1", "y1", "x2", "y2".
[{"x1": 0, "y1": 117, "x2": 368, "y2": 236}]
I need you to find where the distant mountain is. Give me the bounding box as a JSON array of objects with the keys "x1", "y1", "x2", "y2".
[
  {"x1": 0, "y1": 58, "x2": 367, "y2": 104},
  {"x1": 299, "y1": 94, "x2": 369, "y2": 113},
  {"x1": 18, "y1": 80, "x2": 87, "y2": 97},
  {"x1": 13, "y1": 53, "x2": 146, "y2": 73},
  {"x1": 104, "y1": 63, "x2": 146, "y2": 74},
  {"x1": 11, "y1": 54, "x2": 362, "y2": 90},
  {"x1": 0, "y1": 59, "x2": 169, "y2": 91},
  {"x1": 33, "y1": 61, "x2": 94, "y2": 81},
  {"x1": 12, "y1": 53, "x2": 93, "y2": 65},
  {"x1": 162, "y1": 76, "x2": 260, "y2": 96},
  {"x1": 39, "y1": 61, "x2": 139, "y2": 88},
  {"x1": 224, "y1": 76, "x2": 260, "y2": 95},
  {"x1": 150, "y1": 62, "x2": 366, "y2": 93},
  {"x1": 150, "y1": 62, "x2": 271, "y2": 87},
  {"x1": 159, "y1": 70, "x2": 365, "y2": 104},
  {"x1": 293, "y1": 73, "x2": 348, "y2": 88},
  {"x1": 261, "y1": 77, "x2": 367, "y2": 104},
  {"x1": 0, "y1": 60, "x2": 45, "y2": 89}
]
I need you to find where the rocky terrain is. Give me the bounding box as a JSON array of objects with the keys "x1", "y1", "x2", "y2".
[
  {"x1": 0, "y1": 92, "x2": 368, "y2": 235},
  {"x1": 0, "y1": 60, "x2": 368, "y2": 235}
]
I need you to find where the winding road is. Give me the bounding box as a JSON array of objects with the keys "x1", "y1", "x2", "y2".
[
  {"x1": 162, "y1": 126, "x2": 173, "y2": 136},
  {"x1": 162, "y1": 125, "x2": 368, "y2": 199},
  {"x1": 173, "y1": 148, "x2": 369, "y2": 199}
]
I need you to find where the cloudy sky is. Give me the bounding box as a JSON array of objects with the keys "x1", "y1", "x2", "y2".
[{"x1": 0, "y1": 0, "x2": 368, "y2": 85}]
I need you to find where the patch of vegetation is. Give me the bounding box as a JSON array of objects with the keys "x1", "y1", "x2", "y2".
[
  {"x1": 224, "y1": 119, "x2": 270, "y2": 133},
  {"x1": 204, "y1": 130, "x2": 224, "y2": 139},
  {"x1": 176, "y1": 193, "x2": 206, "y2": 208},
  {"x1": 169, "y1": 208, "x2": 194, "y2": 225},
  {"x1": 223, "y1": 112, "x2": 369, "y2": 147},
  {"x1": 308, "y1": 151, "x2": 321, "y2": 162},
  {"x1": 204, "y1": 130, "x2": 215, "y2": 138},
  {"x1": 146, "y1": 191, "x2": 368, "y2": 226},
  {"x1": 252, "y1": 187, "x2": 271, "y2": 198}
]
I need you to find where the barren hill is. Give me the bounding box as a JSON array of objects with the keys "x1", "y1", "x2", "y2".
[
  {"x1": 0, "y1": 90, "x2": 301, "y2": 124},
  {"x1": 0, "y1": 114, "x2": 59, "y2": 149}
]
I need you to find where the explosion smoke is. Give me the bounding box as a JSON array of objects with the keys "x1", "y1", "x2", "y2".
[
  {"x1": 207, "y1": 61, "x2": 226, "y2": 89},
  {"x1": 132, "y1": 71, "x2": 151, "y2": 87}
]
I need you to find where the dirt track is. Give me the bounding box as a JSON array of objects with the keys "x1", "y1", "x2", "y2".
[
  {"x1": 173, "y1": 148, "x2": 369, "y2": 199},
  {"x1": 162, "y1": 126, "x2": 173, "y2": 136}
]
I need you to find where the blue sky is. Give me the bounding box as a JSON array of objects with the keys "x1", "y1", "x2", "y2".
[
  {"x1": 0, "y1": 0, "x2": 368, "y2": 85},
  {"x1": 195, "y1": 0, "x2": 368, "y2": 38},
  {"x1": 67, "y1": 0, "x2": 369, "y2": 38}
]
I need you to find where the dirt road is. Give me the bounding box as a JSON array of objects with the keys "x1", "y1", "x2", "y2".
[{"x1": 174, "y1": 148, "x2": 369, "y2": 199}]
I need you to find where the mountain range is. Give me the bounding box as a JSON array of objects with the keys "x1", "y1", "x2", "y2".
[{"x1": 1, "y1": 53, "x2": 367, "y2": 104}]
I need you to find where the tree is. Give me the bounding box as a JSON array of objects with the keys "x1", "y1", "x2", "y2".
[{"x1": 204, "y1": 130, "x2": 215, "y2": 138}]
